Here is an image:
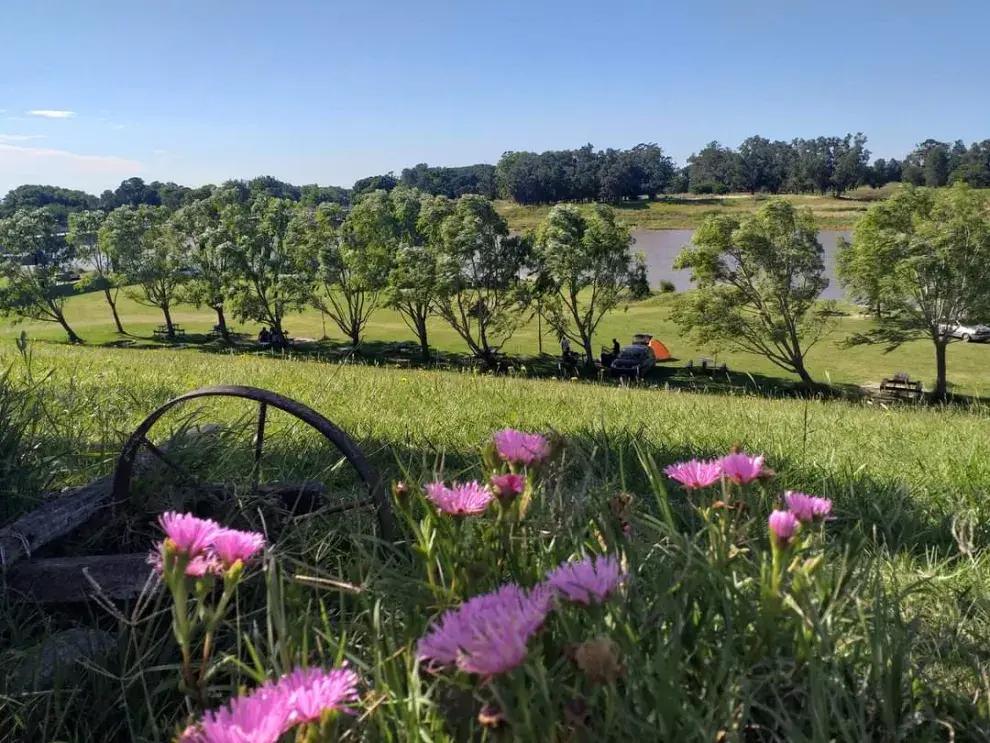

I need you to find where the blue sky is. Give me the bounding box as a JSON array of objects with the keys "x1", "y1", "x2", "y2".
[{"x1": 1, "y1": 0, "x2": 987, "y2": 195}]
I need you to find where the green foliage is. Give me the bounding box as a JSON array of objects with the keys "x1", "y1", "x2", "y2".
[
  {"x1": 434, "y1": 195, "x2": 533, "y2": 363},
  {"x1": 628, "y1": 252, "x2": 653, "y2": 299},
  {"x1": 399, "y1": 162, "x2": 497, "y2": 199},
  {"x1": 381, "y1": 189, "x2": 453, "y2": 360},
  {"x1": 657, "y1": 279, "x2": 676, "y2": 294},
  {"x1": 673, "y1": 199, "x2": 834, "y2": 384},
  {"x1": 67, "y1": 210, "x2": 125, "y2": 333},
  {"x1": 0, "y1": 184, "x2": 98, "y2": 224},
  {"x1": 225, "y1": 196, "x2": 311, "y2": 335},
  {"x1": 535, "y1": 204, "x2": 633, "y2": 362},
  {"x1": 0, "y1": 209, "x2": 81, "y2": 342},
  {"x1": 293, "y1": 196, "x2": 391, "y2": 347},
  {"x1": 838, "y1": 183, "x2": 990, "y2": 399},
  {"x1": 108, "y1": 205, "x2": 189, "y2": 336},
  {"x1": 170, "y1": 194, "x2": 237, "y2": 339}
]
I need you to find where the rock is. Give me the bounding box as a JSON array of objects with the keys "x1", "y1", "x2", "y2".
[{"x1": 14, "y1": 628, "x2": 115, "y2": 689}]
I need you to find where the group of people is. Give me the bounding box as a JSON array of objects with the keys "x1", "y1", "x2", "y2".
[
  {"x1": 257, "y1": 326, "x2": 288, "y2": 347},
  {"x1": 560, "y1": 336, "x2": 622, "y2": 365}
]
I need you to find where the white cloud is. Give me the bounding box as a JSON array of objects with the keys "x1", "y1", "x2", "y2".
[
  {"x1": 0, "y1": 134, "x2": 44, "y2": 142},
  {"x1": 28, "y1": 110, "x2": 75, "y2": 119},
  {"x1": 110, "y1": 123, "x2": 125, "y2": 130},
  {"x1": 0, "y1": 143, "x2": 142, "y2": 175}
]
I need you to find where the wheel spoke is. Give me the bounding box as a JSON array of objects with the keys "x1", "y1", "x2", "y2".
[
  {"x1": 140, "y1": 437, "x2": 213, "y2": 495},
  {"x1": 252, "y1": 402, "x2": 268, "y2": 490}
]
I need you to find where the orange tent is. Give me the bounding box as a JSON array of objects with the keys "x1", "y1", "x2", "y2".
[{"x1": 649, "y1": 339, "x2": 671, "y2": 361}]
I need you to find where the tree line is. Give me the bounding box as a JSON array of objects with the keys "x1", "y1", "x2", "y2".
[
  {"x1": 11, "y1": 135, "x2": 990, "y2": 226},
  {"x1": 3, "y1": 180, "x2": 989, "y2": 401},
  {"x1": 0, "y1": 188, "x2": 637, "y2": 368}
]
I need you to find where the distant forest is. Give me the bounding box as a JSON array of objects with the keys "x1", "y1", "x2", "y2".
[{"x1": 4, "y1": 134, "x2": 990, "y2": 222}]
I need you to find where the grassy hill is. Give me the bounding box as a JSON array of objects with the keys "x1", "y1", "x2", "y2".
[
  {"x1": 4, "y1": 287, "x2": 990, "y2": 397},
  {"x1": 3, "y1": 338, "x2": 990, "y2": 739}
]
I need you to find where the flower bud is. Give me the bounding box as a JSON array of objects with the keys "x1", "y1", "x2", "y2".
[
  {"x1": 573, "y1": 637, "x2": 625, "y2": 685},
  {"x1": 478, "y1": 704, "x2": 504, "y2": 729}
]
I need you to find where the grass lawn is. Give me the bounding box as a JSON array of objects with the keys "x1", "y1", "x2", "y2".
[
  {"x1": 5, "y1": 286, "x2": 990, "y2": 398},
  {"x1": 495, "y1": 186, "x2": 898, "y2": 232},
  {"x1": 2, "y1": 341, "x2": 990, "y2": 739}
]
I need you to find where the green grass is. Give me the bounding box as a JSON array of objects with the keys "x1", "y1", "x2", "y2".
[
  {"x1": 2, "y1": 343, "x2": 990, "y2": 739},
  {"x1": 495, "y1": 186, "x2": 899, "y2": 232},
  {"x1": 6, "y1": 285, "x2": 990, "y2": 398}
]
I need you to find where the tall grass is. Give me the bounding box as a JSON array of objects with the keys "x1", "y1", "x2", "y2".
[{"x1": 1, "y1": 343, "x2": 989, "y2": 740}]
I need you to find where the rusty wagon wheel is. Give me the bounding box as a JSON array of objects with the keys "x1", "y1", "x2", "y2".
[{"x1": 111, "y1": 385, "x2": 396, "y2": 543}]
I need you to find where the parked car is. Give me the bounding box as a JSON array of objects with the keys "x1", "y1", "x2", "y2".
[
  {"x1": 938, "y1": 320, "x2": 990, "y2": 342},
  {"x1": 609, "y1": 334, "x2": 657, "y2": 377}
]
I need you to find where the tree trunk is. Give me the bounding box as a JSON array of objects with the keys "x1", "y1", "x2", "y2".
[
  {"x1": 582, "y1": 337, "x2": 595, "y2": 368},
  {"x1": 416, "y1": 316, "x2": 430, "y2": 362},
  {"x1": 56, "y1": 312, "x2": 82, "y2": 344},
  {"x1": 215, "y1": 305, "x2": 230, "y2": 342},
  {"x1": 794, "y1": 359, "x2": 815, "y2": 387},
  {"x1": 162, "y1": 305, "x2": 175, "y2": 340},
  {"x1": 104, "y1": 288, "x2": 124, "y2": 334},
  {"x1": 933, "y1": 341, "x2": 948, "y2": 401}
]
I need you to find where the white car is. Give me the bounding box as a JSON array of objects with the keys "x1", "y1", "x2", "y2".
[{"x1": 939, "y1": 320, "x2": 990, "y2": 342}]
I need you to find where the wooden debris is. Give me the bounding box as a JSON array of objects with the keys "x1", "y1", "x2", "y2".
[
  {"x1": 6, "y1": 554, "x2": 155, "y2": 603},
  {"x1": 0, "y1": 428, "x2": 216, "y2": 569}
]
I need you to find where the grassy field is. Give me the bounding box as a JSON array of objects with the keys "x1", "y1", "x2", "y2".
[
  {"x1": 2, "y1": 343, "x2": 990, "y2": 739},
  {"x1": 5, "y1": 286, "x2": 990, "y2": 398},
  {"x1": 495, "y1": 186, "x2": 897, "y2": 232}
]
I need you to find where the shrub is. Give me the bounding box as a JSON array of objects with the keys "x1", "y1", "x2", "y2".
[
  {"x1": 627, "y1": 252, "x2": 652, "y2": 300},
  {"x1": 658, "y1": 279, "x2": 676, "y2": 294}
]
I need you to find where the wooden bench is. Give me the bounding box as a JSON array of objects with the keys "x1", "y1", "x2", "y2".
[{"x1": 879, "y1": 373, "x2": 923, "y2": 400}]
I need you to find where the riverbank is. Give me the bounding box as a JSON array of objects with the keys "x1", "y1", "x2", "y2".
[{"x1": 495, "y1": 187, "x2": 896, "y2": 232}]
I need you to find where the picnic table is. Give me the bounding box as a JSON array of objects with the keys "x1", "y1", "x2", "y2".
[
  {"x1": 686, "y1": 356, "x2": 728, "y2": 373},
  {"x1": 153, "y1": 324, "x2": 186, "y2": 340},
  {"x1": 879, "y1": 372, "x2": 923, "y2": 400}
]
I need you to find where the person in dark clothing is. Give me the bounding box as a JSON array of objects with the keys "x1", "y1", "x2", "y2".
[
  {"x1": 258, "y1": 327, "x2": 271, "y2": 345},
  {"x1": 612, "y1": 338, "x2": 621, "y2": 356}
]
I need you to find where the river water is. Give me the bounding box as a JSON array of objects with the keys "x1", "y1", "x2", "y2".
[{"x1": 631, "y1": 229, "x2": 851, "y2": 300}]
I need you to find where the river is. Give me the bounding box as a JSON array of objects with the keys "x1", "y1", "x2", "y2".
[{"x1": 631, "y1": 229, "x2": 851, "y2": 300}]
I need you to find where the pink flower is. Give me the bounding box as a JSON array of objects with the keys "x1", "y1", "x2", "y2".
[
  {"x1": 493, "y1": 429, "x2": 550, "y2": 467},
  {"x1": 197, "y1": 684, "x2": 289, "y2": 743},
  {"x1": 491, "y1": 473, "x2": 525, "y2": 499},
  {"x1": 189, "y1": 665, "x2": 360, "y2": 743},
  {"x1": 279, "y1": 666, "x2": 360, "y2": 724},
  {"x1": 424, "y1": 481, "x2": 493, "y2": 515},
  {"x1": 783, "y1": 491, "x2": 833, "y2": 523},
  {"x1": 158, "y1": 512, "x2": 221, "y2": 557},
  {"x1": 147, "y1": 541, "x2": 220, "y2": 578},
  {"x1": 783, "y1": 491, "x2": 816, "y2": 522},
  {"x1": 546, "y1": 555, "x2": 625, "y2": 605},
  {"x1": 768, "y1": 510, "x2": 798, "y2": 546},
  {"x1": 212, "y1": 528, "x2": 266, "y2": 568},
  {"x1": 663, "y1": 459, "x2": 722, "y2": 489},
  {"x1": 719, "y1": 453, "x2": 766, "y2": 486},
  {"x1": 418, "y1": 582, "x2": 553, "y2": 676}
]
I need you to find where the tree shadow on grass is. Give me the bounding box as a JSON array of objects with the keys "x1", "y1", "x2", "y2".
[{"x1": 24, "y1": 331, "x2": 990, "y2": 409}]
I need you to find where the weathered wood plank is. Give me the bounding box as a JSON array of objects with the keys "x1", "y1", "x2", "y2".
[
  {"x1": 0, "y1": 428, "x2": 219, "y2": 568},
  {"x1": 6, "y1": 554, "x2": 156, "y2": 603},
  {"x1": 0, "y1": 477, "x2": 114, "y2": 568}
]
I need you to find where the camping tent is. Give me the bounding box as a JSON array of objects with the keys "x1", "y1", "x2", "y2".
[{"x1": 648, "y1": 338, "x2": 671, "y2": 361}]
